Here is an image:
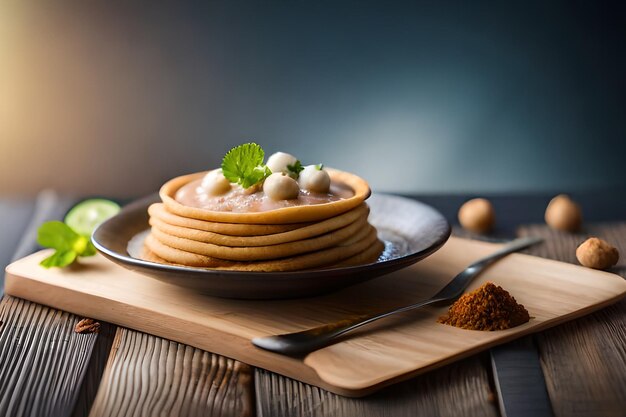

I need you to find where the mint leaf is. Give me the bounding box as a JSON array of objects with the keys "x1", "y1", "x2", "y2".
[
  {"x1": 37, "y1": 221, "x2": 97, "y2": 268},
  {"x1": 241, "y1": 165, "x2": 272, "y2": 189},
  {"x1": 71, "y1": 235, "x2": 95, "y2": 256},
  {"x1": 40, "y1": 250, "x2": 77, "y2": 268},
  {"x1": 82, "y1": 241, "x2": 97, "y2": 257},
  {"x1": 287, "y1": 160, "x2": 304, "y2": 177},
  {"x1": 38, "y1": 221, "x2": 80, "y2": 251},
  {"x1": 221, "y1": 143, "x2": 271, "y2": 188}
]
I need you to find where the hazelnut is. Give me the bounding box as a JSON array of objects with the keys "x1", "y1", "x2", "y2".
[
  {"x1": 545, "y1": 194, "x2": 582, "y2": 232},
  {"x1": 458, "y1": 198, "x2": 495, "y2": 234},
  {"x1": 576, "y1": 237, "x2": 619, "y2": 270}
]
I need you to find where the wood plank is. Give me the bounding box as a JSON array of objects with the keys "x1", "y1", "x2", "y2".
[
  {"x1": 70, "y1": 320, "x2": 117, "y2": 417},
  {"x1": 453, "y1": 227, "x2": 554, "y2": 417},
  {"x1": 490, "y1": 338, "x2": 553, "y2": 417},
  {"x1": 252, "y1": 231, "x2": 512, "y2": 417},
  {"x1": 88, "y1": 327, "x2": 254, "y2": 417},
  {"x1": 2, "y1": 192, "x2": 256, "y2": 417},
  {"x1": 518, "y1": 223, "x2": 626, "y2": 417},
  {"x1": 0, "y1": 296, "x2": 115, "y2": 417},
  {"x1": 5, "y1": 238, "x2": 626, "y2": 396},
  {"x1": 0, "y1": 199, "x2": 35, "y2": 295},
  {"x1": 0, "y1": 191, "x2": 117, "y2": 417},
  {"x1": 255, "y1": 355, "x2": 498, "y2": 417}
]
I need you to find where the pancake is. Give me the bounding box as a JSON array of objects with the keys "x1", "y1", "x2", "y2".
[
  {"x1": 142, "y1": 159, "x2": 384, "y2": 271},
  {"x1": 140, "y1": 243, "x2": 169, "y2": 264},
  {"x1": 160, "y1": 168, "x2": 371, "y2": 224},
  {"x1": 148, "y1": 203, "x2": 308, "y2": 236},
  {"x1": 149, "y1": 214, "x2": 369, "y2": 261},
  {"x1": 149, "y1": 204, "x2": 369, "y2": 247},
  {"x1": 143, "y1": 226, "x2": 380, "y2": 271},
  {"x1": 331, "y1": 239, "x2": 385, "y2": 267}
]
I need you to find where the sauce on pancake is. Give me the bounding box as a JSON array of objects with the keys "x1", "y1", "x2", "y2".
[{"x1": 175, "y1": 179, "x2": 353, "y2": 212}]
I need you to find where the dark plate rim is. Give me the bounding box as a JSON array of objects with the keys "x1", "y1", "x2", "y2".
[{"x1": 92, "y1": 193, "x2": 452, "y2": 278}]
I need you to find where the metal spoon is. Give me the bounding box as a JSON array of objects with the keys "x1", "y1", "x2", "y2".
[{"x1": 252, "y1": 236, "x2": 543, "y2": 355}]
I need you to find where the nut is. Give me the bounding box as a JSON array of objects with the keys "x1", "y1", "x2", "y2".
[
  {"x1": 458, "y1": 198, "x2": 495, "y2": 234},
  {"x1": 545, "y1": 194, "x2": 582, "y2": 232},
  {"x1": 74, "y1": 318, "x2": 101, "y2": 334},
  {"x1": 576, "y1": 237, "x2": 619, "y2": 270}
]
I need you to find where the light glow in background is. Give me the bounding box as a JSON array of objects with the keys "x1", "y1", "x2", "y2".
[{"x1": 1, "y1": 2, "x2": 625, "y2": 197}]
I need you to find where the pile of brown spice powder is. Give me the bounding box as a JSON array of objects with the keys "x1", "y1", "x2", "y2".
[{"x1": 438, "y1": 282, "x2": 530, "y2": 330}]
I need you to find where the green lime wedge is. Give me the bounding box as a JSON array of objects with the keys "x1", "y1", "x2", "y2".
[{"x1": 64, "y1": 199, "x2": 121, "y2": 236}]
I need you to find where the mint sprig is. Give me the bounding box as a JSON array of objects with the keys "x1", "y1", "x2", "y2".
[
  {"x1": 287, "y1": 160, "x2": 304, "y2": 178},
  {"x1": 40, "y1": 250, "x2": 78, "y2": 268},
  {"x1": 37, "y1": 221, "x2": 96, "y2": 268},
  {"x1": 221, "y1": 143, "x2": 272, "y2": 188}
]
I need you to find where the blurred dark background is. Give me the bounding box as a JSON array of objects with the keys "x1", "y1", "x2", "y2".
[{"x1": 1, "y1": 1, "x2": 625, "y2": 197}]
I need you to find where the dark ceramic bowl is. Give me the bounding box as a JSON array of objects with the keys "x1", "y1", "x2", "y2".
[{"x1": 92, "y1": 193, "x2": 450, "y2": 299}]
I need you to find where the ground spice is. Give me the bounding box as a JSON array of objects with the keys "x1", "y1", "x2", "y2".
[{"x1": 438, "y1": 282, "x2": 530, "y2": 330}]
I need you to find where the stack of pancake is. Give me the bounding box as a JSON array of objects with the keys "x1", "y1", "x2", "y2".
[{"x1": 141, "y1": 170, "x2": 384, "y2": 272}]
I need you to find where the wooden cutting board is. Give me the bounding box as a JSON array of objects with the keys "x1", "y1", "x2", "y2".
[{"x1": 5, "y1": 237, "x2": 626, "y2": 397}]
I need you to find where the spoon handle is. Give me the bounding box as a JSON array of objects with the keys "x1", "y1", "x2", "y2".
[
  {"x1": 307, "y1": 297, "x2": 446, "y2": 340},
  {"x1": 252, "y1": 296, "x2": 448, "y2": 355},
  {"x1": 252, "y1": 236, "x2": 543, "y2": 355}
]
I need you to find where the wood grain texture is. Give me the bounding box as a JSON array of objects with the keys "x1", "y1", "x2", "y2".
[
  {"x1": 255, "y1": 355, "x2": 498, "y2": 417},
  {"x1": 1, "y1": 192, "x2": 256, "y2": 417},
  {"x1": 490, "y1": 338, "x2": 553, "y2": 417},
  {"x1": 454, "y1": 227, "x2": 554, "y2": 417},
  {"x1": 518, "y1": 223, "x2": 626, "y2": 417},
  {"x1": 0, "y1": 191, "x2": 117, "y2": 417},
  {"x1": 0, "y1": 199, "x2": 35, "y2": 294},
  {"x1": 0, "y1": 296, "x2": 115, "y2": 417},
  {"x1": 70, "y1": 321, "x2": 117, "y2": 417},
  {"x1": 6, "y1": 238, "x2": 626, "y2": 396},
  {"x1": 88, "y1": 327, "x2": 254, "y2": 417}
]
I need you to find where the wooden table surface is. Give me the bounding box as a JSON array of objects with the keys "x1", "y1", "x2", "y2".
[{"x1": 1, "y1": 191, "x2": 624, "y2": 417}]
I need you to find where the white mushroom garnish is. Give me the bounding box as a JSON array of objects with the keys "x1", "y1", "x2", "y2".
[
  {"x1": 201, "y1": 169, "x2": 232, "y2": 196},
  {"x1": 298, "y1": 165, "x2": 330, "y2": 193},
  {"x1": 263, "y1": 172, "x2": 300, "y2": 200},
  {"x1": 266, "y1": 152, "x2": 298, "y2": 174}
]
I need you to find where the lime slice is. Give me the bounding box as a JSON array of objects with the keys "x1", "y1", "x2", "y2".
[{"x1": 64, "y1": 199, "x2": 121, "y2": 236}]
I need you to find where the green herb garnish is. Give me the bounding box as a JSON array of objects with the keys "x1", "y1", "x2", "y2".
[
  {"x1": 287, "y1": 160, "x2": 304, "y2": 177},
  {"x1": 221, "y1": 143, "x2": 272, "y2": 188},
  {"x1": 37, "y1": 221, "x2": 96, "y2": 268},
  {"x1": 315, "y1": 163, "x2": 324, "y2": 170},
  {"x1": 37, "y1": 198, "x2": 120, "y2": 268}
]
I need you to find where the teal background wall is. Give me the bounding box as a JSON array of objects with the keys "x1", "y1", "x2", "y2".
[{"x1": 1, "y1": 1, "x2": 624, "y2": 196}]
